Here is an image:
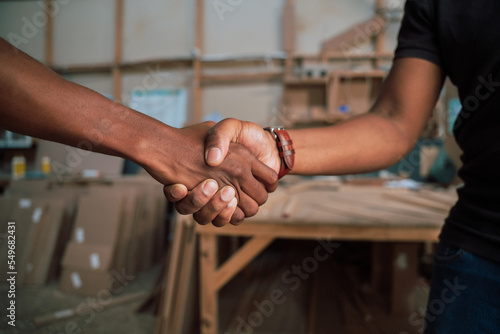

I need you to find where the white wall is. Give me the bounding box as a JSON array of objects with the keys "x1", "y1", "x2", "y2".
[
  {"x1": 0, "y1": 1, "x2": 46, "y2": 62},
  {"x1": 204, "y1": 0, "x2": 284, "y2": 55},
  {"x1": 123, "y1": 0, "x2": 194, "y2": 61},
  {"x1": 53, "y1": 0, "x2": 115, "y2": 66},
  {"x1": 295, "y1": 0, "x2": 374, "y2": 54},
  {"x1": 203, "y1": 82, "x2": 283, "y2": 125}
]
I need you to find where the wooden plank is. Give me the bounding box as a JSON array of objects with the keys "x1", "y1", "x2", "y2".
[
  {"x1": 415, "y1": 189, "x2": 458, "y2": 206},
  {"x1": 171, "y1": 218, "x2": 197, "y2": 333},
  {"x1": 321, "y1": 192, "x2": 448, "y2": 221},
  {"x1": 113, "y1": 0, "x2": 124, "y2": 103},
  {"x1": 114, "y1": 0, "x2": 124, "y2": 64},
  {"x1": 51, "y1": 58, "x2": 193, "y2": 75},
  {"x1": 44, "y1": 0, "x2": 53, "y2": 66},
  {"x1": 191, "y1": 59, "x2": 202, "y2": 123},
  {"x1": 373, "y1": 0, "x2": 386, "y2": 68},
  {"x1": 113, "y1": 68, "x2": 123, "y2": 104},
  {"x1": 34, "y1": 292, "x2": 147, "y2": 327},
  {"x1": 195, "y1": 0, "x2": 204, "y2": 54},
  {"x1": 282, "y1": 0, "x2": 296, "y2": 52},
  {"x1": 201, "y1": 70, "x2": 283, "y2": 84},
  {"x1": 214, "y1": 236, "x2": 275, "y2": 291},
  {"x1": 192, "y1": 0, "x2": 204, "y2": 123},
  {"x1": 136, "y1": 250, "x2": 168, "y2": 314},
  {"x1": 282, "y1": 0, "x2": 296, "y2": 76},
  {"x1": 310, "y1": 201, "x2": 446, "y2": 226},
  {"x1": 309, "y1": 193, "x2": 448, "y2": 223},
  {"x1": 298, "y1": 51, "x2": 394, "y2": 61},
  {"x1": 196, "y1": 223, "x2": 441, "y2": 242},
  {"x1": 199, "y1": 234, "x2": 218, "y2": 334},
  {"x1": 281, "y1": 196, "x2": 301, "y2": 218},
  {"x1": 383, "y1": 192, "x2": 451, "y2": 213},
  {"x1": 327, "y1": 73, "x2": 340, "y2": 116},
  {"x1": 155, "y1": 215, "x2": 185, "y2": 334}
]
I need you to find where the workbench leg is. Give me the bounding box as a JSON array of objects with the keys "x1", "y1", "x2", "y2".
[
  {"x1": 171, "y1": 219, "x2": 197, "y2": 333},
  {"x1": 155, "y1": 215, "x2": 186, "y2": 334},
  {"x1": 214, "y1": 236, "x2": 275, "y2": 292},
  {"x1": 371, "y1": 242, "x2": 419, "y2": 316},
  {"x1": 200, "y1": 234, "x2": 218, "y2": 334}
]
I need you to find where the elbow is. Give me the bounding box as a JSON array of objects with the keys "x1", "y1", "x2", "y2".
[
  {"x1": 380, "y1": 119, "x2": 419, "y2": 170},
  {"x1": 388, "y1": 132, "x2": 419, "y2": 169}
]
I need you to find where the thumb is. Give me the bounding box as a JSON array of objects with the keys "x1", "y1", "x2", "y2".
[{"x1": 205, "y1": 118, "x2": 243, "y2": 166}]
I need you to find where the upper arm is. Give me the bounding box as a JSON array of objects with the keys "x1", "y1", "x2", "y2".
[
  {"x1": 372, "y1": 57, "x2": 445, "y2": 148},
  {"x1": 374, "y1": 0, "x2": 445, "y2": 149}
]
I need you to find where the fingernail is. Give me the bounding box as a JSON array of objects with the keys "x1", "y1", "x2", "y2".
[
  {"x1": 206, "y1": 147, "x2": 222, "y2": 164},
  {"x1": 171, "y1": 185, "x2": 185, "y2": 199},
  {"x1": 202, "y1": 180, "x2": 218, "y2": 196},
  {"x1": 221, "y1": 186, "x2": 235, "y2": 202},
  {"x1": 228, "y1": 197, "x2": 237, "y2": 208}
]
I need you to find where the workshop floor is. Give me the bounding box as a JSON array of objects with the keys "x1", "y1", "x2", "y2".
[{"x1": 0, "y1": 265, "x2": 160, "y2": 334}]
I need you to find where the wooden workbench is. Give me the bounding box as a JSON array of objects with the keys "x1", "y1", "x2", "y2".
[{"x1": 156, "y1": 180, "x2": 457, "y2": 334}]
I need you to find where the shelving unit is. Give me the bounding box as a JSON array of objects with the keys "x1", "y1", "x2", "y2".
[{"x1": 278, "y1": 0, "x2": 392, "y2": 127}]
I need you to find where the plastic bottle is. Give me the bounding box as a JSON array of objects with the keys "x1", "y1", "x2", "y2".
[
  {"x1": 12, "y1": 155, "x2": 26, "y2": 180},
  {"x1": 41, "y1": 155, "x2": 51, "y2": 175}
]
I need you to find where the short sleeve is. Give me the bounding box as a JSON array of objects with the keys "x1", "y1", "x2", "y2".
[{"x1": 395, "y1": 0, "x2": 443, "y2": 68}]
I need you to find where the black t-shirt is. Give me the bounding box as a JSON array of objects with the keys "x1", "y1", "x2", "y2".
[{"x1": 395, "y1": 0, "x2": 500, "y2": 262}]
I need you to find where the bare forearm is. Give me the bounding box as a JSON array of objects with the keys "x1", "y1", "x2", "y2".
[
  {"x1": 288, "y1": 113, "x2": 413, "y2": 175},
  {"x1": 288, "y1": 58, "x2": 444, "y2": 176},
  {"x1": 0, "y1": 38, "x2": 176, "y2": 167}
]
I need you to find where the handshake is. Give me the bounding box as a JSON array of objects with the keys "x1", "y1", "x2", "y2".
[{"x1": 151, "y1": 118, "x2": 294, "y2": 227}]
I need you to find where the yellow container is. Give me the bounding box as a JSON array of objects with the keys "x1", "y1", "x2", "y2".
[
  {"x1": 12, "y1": 155, "x2": 26, "y2": 180},
  {"x1": 41, "y1": 156, "x2": 51, "y2": 175}
]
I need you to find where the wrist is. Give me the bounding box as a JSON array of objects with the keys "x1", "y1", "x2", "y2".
[
  {"x1": 134, "y1": 121, "x2": 214, "y2": 187},
  {"x1": 116, "y1": 108, "x2": 179, "y2": 182},
  {"x1": 263, "y1": 127, "x2": 295, "y2": 179}
]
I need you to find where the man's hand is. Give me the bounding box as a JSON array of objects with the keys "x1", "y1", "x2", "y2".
[
  {"x1": 165, "y1": 119, "x2": 281, "y2": 225},
  {"x1": 165, "y1": 180, "x2": 244, "y2": 226},
  {"x1": 144, "y1": 121, "x2": 278, "y2": 226},
  {"x1": 204, "y1": 118, "x2": 281, "y2": 172}
]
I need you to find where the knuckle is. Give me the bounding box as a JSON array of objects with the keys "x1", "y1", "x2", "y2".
[
  {"x1": 232, "y1": 164, "x2": 245, "y2": 177},
  {"x1": 231, "y1": 208, "x2": 245, "y2": 223},
  {"x1": 230, "y1": 219, "x2": 243, "y2": 226},
  {"x1": 193, "y1": 212, "x2": 211, "y2": 225},
  {"x1": 244, "y1": 203, "x2": 259, "y2": 218},
  {"x1": 257, "y1": 191, "x2": 269, "y2": 206},
  {"x1": 212, "y1": 218, "x2": 229, "y2": 227},
  {"x1": 175, "y1": 203, "x2": 191, "y2": 215},
  {"x1": 189, "y1": 194, "x2": 206, "y2": 209}
]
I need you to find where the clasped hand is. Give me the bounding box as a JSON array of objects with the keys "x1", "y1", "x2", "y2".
[{"x1": 164, "y1": 119, "x2": 281, "y2": 227}]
